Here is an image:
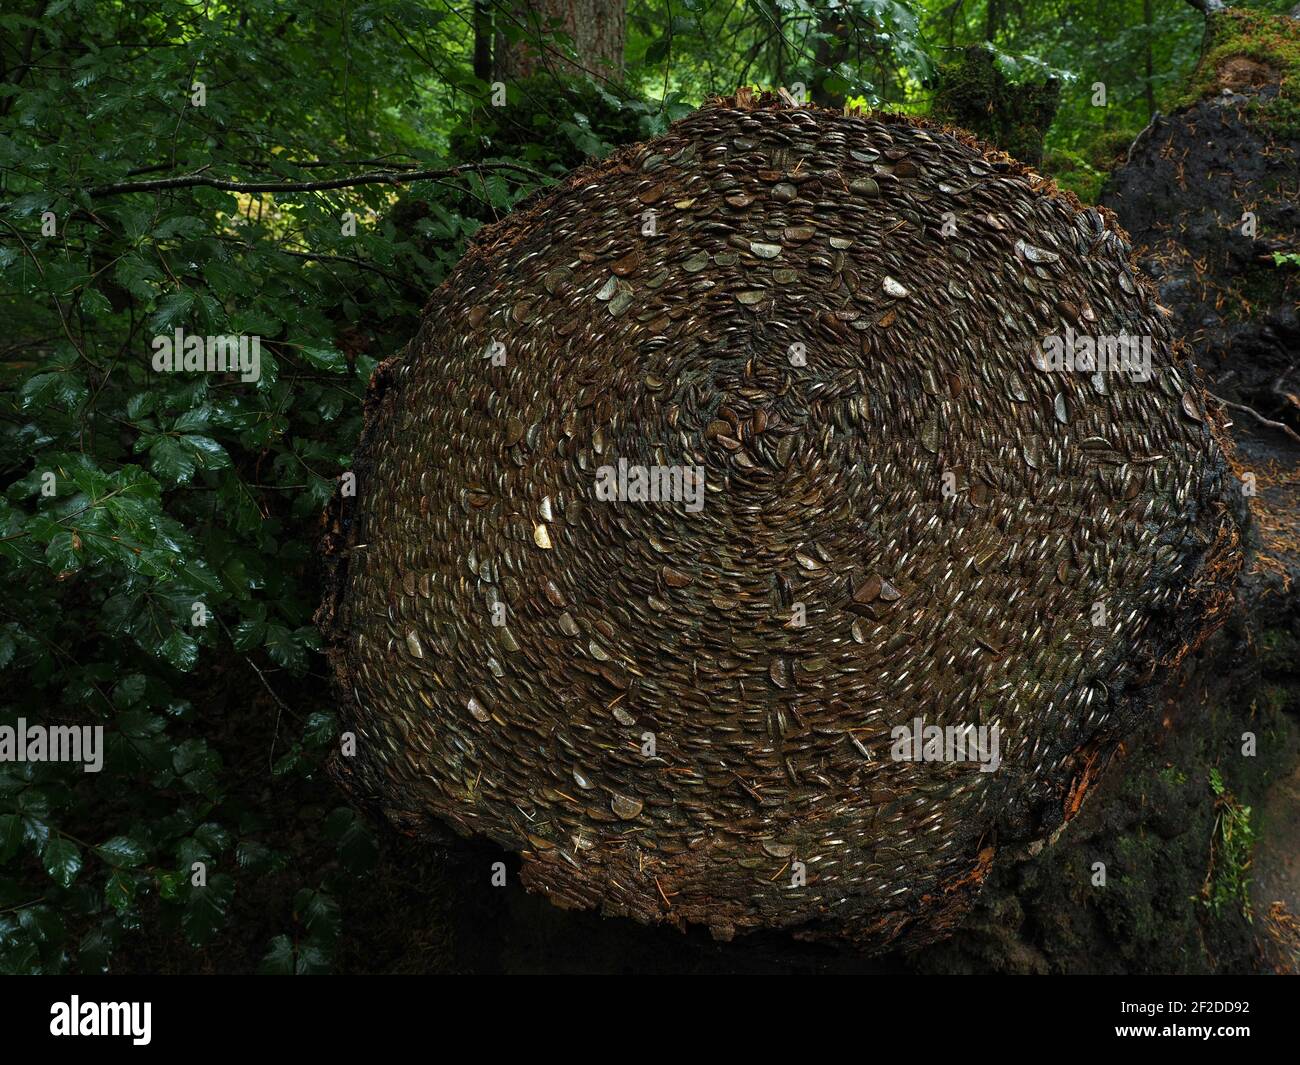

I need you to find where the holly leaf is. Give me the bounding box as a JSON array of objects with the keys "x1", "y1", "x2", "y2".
[
  {"x1": 181, "y1": 872, "x2": 234, "y2": 947},
  {"x1": 299, "y1": 344, "x2": 347, "y2": 373}
]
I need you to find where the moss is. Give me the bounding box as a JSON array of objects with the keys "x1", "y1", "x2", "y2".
[
  {"x1": 1221, "y1": 261, "x2": 1296, "y2": 324},
  {"x1": 1041, "y1": 148, "x2": 1104, "y2": 204},
  {"x1": 1178, "y1": 9, "x2": 1300, "y2": 138},
  {"x1": 1258, "y1": 683, "x2": 1294, "y2": 716},
  {"x1": 1040, "y1": 127, "x2": 1136, "y2": 206},
  {"x1": 931, "y1": 46, "x2": 1060, "y2": 165},
  {"x1": 1258, "y1": 627, "x2": 1300, "y2": 675},
  {"x1": 1204, "y1": 768, "x2": 1256, "y2": 922},
  {"x1": 1085, "y1": 127, "x2": 1140, "y2": 171}
]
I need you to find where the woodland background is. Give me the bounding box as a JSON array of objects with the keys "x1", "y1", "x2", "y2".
[{"x1": 1, "y1": 0, "x2": 1298, "y2": 974}]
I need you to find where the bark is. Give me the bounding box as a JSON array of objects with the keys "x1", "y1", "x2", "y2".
[
  {"x1": 492, "y1": 0, "x2": 626, "y2": 83},
  {"x1": 1143, "y1": 0, "x2": 1156, "y2": 118},
  {"x1": 811, "y1": 10, "x2": 849, "y2": 107},
  {"x1": 984, "y1": 0, "x2": 1001, "y2": 42},
  {"x1": 473, "y1": 1, "x2": 493, "y2": 83}
]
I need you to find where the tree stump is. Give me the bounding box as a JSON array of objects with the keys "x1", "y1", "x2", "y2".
[{"x1": 317, "y1": 93, "x2": 1245, "y2": 951}]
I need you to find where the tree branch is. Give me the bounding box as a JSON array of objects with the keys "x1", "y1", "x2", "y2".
[
  {"x1": 82, "y1": 161, "x2": 543, "y2": 200},
  {"x1": 1126, "y1": 110, "x2": 1162, "y2": 167},
  {"x1": 1209, "y1": 393, "x2": 1300, "y2": 445}
]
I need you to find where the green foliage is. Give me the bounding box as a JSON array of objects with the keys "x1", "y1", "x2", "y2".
[
  {"x1": 1039, "y1": 122, "x2": 1137, "y2": 203},
  {"x1": 917, "y1": 0, "x2": 1207, "y2": 155},
  {"x1": 624, "y1": 0, "x2": 932, "y2": 107},
  {"x1": 1083, "y1": 127, "x2": 1140, "y2": 171},
  {"x1": 258, "y1": 888, "x2": 340, "y2": 975},
  {"x1": 1203, "y1": 768, "x2": 1255, "y2": 923},
  {"x1": 1041, "y1": 148, "x2": 1104, "y2": 204},
  {"x1": 0, "y1": 0, "x2": 539, "y2": 975},
  {"x1": 450, "y1": 75, "x2": 671, "y2": 173},
  {"x1": 931, "y1": 45, "x2": 1061, "y2": 164}
]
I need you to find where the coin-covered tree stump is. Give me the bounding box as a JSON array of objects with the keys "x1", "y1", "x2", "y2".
[{"x1": 317, "y1": 92, "x2": 1246, "y2": 951}]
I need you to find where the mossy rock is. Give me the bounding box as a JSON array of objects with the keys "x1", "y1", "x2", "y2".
[
  {"x1": 1179, "y1": 8, "x2": 1300, "y2": 139},
  {"x1": 931, "y1": 46, "x2": 1060, "y2": 165},
  {"x1": 1103, "y1": 7, "x2": 1300, "y2": 409},
  {"x1": 1084, "y1": 127, "x2": 1140, "y2": 172}
]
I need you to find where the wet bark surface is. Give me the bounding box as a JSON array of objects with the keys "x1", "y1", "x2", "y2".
[{"x1": 493, "y1": 0, "x2": 626, "y2": 83}]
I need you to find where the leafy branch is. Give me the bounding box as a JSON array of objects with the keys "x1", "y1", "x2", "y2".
[{"x1": 81, "y1": 160, "x2": 545, "y2": 200}]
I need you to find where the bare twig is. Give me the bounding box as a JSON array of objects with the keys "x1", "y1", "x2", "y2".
[
  {"x1": 214, "y1": 616, "x2": 303, "y2": 773},
  {"x1": 1208, "y1": 392, "x2": 1300, "y2": 444},
  {"x1": 82, "y1": 161, "x2": 542, "y2": 200},
  {"x1": 1126, "y1": 110, "x2": 1162, "y2": 167}
]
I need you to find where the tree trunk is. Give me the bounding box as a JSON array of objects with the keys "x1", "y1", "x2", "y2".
[
  {"x1": 493, "y1": 0, "x2": 625, "y2": 83},
  {"x1": 1143, "y1": 0, "x2": 1156, "y2": 118},
  {"x1": 321, "y1": 93, "x2": 1246, "y2": 956},
  {"x1": 984, "y1": 0, "x2": 1001, "y2": 42},
  {"x1": 473, "y1": 1, "x2": 493, "y2": 83},
  {"x1": 811, "y1": 9, "x2": 851, "y2": 107}
]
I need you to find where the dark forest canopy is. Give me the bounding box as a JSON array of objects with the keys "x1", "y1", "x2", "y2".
[{"x1": 0, "y1": 0, "x2": 1297, "y2": 975}]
